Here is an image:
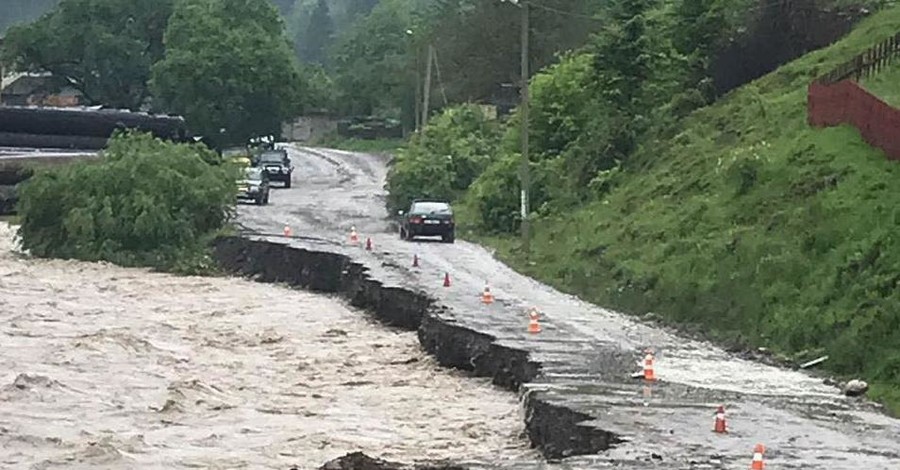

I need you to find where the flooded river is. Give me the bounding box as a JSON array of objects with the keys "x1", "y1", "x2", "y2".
[{"x1": 0, "y1": 222, "x2": 534, "y2": 468}]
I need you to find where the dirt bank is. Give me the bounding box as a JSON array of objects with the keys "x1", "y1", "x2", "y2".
[{"x1": 0, "y1": 222, "x2": 535, "y2": 469}]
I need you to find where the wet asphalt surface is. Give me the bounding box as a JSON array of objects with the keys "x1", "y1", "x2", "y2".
[{"x1": 237, "y1": 145, "x2": 900, "y2": 469}]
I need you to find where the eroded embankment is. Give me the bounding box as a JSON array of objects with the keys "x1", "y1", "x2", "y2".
[{"x1": 212, "y1": 236, "x2": 618, "y2": 460}]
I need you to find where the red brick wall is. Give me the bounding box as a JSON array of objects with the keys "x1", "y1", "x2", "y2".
[{"x1": 807, "y1": 80, "x2": 900, "y2": 160}]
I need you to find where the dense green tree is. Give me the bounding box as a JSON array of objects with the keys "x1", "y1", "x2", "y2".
[
  {"x1": 559, "y1": 0, "x2": 652, "y2": 184},
  {"x1": 16, "y1": 131, "x2": 238, "y2": 273},
  {"x1": 150, "y1": 0, "x2": 307, "y2": 148},
  {"x1": 1, "y1": 0, "x2": 173, "y2": 109},
  {"x1": 421, "y1": 0, "x2": 606, "y2": 105},
  {"x1": 385, "y1": 104, "x2": 501, "y2": 212},
  {"x1": 297, "y1": 0, "x2": 335, "y2": 64},
  {"x1": 671, "y1": 0, "x2": 727, "y2": 101},
  {"x1": 330, "y1": 0, "x2": 414, "y2": 116}
]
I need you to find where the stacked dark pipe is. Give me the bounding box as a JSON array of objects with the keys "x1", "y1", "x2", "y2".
[{"x1": 0, "y1": 106, "x2": 190, "y2": 150}]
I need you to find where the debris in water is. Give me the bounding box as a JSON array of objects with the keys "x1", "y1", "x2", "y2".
[{"x1": 843, "y1": 379, "x2": 869, "y2": 397}]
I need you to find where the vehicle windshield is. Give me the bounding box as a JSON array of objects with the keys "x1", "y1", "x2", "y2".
[
  {"x1": 411, "y1": 202, "x2": 452, "y2": 214},
  {"x1": 244, "y1": 167, "x2": 264, "y2": 182},
  {"x1": 259, "y1": 152, "x2": 285, "y2": 164}
]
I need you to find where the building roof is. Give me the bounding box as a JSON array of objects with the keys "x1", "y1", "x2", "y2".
[{"x1": 1, "y1": 72, "x2": 52, "y2": 92}]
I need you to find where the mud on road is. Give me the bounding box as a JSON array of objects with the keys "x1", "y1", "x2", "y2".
[
  {"x1": 0, "y1": 222, "x2": 535, "y2": 469},
  {"x1": 235, "y1": 145, "x2": 900, "y2": 469}
]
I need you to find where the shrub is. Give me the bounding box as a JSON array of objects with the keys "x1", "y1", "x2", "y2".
[
  {"x1": 16, "y1": 131, "x2": 239, "y2": 273},
  {"x1": 385, "y1": 104, "x2": 501, "y2": 212}
]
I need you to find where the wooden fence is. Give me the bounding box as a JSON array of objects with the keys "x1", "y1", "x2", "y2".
[{"x1": 814, "y1": 32, "x2": 900, "y2": 84}]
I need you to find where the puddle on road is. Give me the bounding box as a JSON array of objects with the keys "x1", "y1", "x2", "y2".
[{"x1": 0, "y1": 223, "x2": 535, "y2": 469}]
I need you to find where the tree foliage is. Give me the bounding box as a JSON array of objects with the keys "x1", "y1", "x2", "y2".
[
  {"x1": 385, "y1": 104, "x2": 501, "y2": 212},
  {"x1": 422, "y1": 0, "x2": 605, "y2": 106},
  {"x1": 1, "y1": 0, "x2": 174, "y2": 109},
  {"x1": 150, "y1": 0, "x2": 307, "y2": 148},
  {"x1": 295, "y1": 0, "x2": 335, "y2": 65},
  {"x1": 330, "y1": 0, "x2": 415, "y2": 117},
  {"x1": 16, "y1": 131, "x2": 238, "y2": 273}
]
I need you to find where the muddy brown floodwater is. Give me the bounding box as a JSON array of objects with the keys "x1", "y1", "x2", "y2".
[{"x1": 0, "y1": 222, "x2": 536, "y2": 469}]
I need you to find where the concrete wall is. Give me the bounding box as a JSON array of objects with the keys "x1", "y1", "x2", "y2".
[
  {"x1": 281, "y1": 114, "x2": 339, "y2": 142},
  {"x1": 808, "y1": 80, "x2": 900, "y2": 160}
]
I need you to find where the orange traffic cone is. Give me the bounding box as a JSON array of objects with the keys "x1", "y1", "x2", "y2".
[
  {"x1": 283, "y1": 225, "x2": 292, "y2": 237},
  {"x1": 365, "y1": 237, "x2": 373, "y2": 251},
  {"x1": 527, "y1": 308, "x2": 541, "y2": 334},
  {"x1": 349, "y1": 227, "x2": 359, "y2": 245},
  {"x1": 643, "y1": 350, "x2": 656, "y2": 381},
  {"x1": 412, "y1": 254, "x2": 419, "y2": 267},
  {"x1": 750, "y1": 443, "x2": 765, "y2": 470},
  {"x1": 443, "y1": 272, "x2": 451, "y2": 287},
  {"x1": 714, "y1": 405, "x2": 727, "y2": 433},
  {"x1": 481, "y1": 283, "x2": 495, "y2": 304}
]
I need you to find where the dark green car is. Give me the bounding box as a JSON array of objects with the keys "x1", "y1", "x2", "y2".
[
  {"x1": 237, "y1": 167, "x2": 270, "y2": 205},
  {"x1": 398, "y1": 200, "x2": 455, "y2": 243}
]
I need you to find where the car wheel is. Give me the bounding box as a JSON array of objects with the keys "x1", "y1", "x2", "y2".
[
  {"x1": 442, "y1": 231, "x2": 455, "y2": 243},
  {"x1": 399, "y1": 227, "x2": 406, "y2": 240},
  {"x1": 264, "y1": 193, "x2": 270, "y2": 205},
  {"x1": 284, "y1": 178, "x2": 292, "y2": 188}
]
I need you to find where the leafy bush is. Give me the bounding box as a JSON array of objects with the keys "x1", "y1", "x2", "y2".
[
  {"x1": 385, "y1": 104, "x2": 501, "y2": 212},
  {"x1": 16, "y1": 131, "x2": 239, "y2": 273},
  {"x1": 528, "y1": 51, "x2": 596, "y2": 160}
]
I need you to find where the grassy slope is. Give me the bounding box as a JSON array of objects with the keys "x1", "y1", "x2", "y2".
[
  {"x1": 313, "y1": 135, "x2": 406, "y2": 154},
  {"x1": 481, "y1": 6, "x2": 900, "y2": 414},
  {"x1": 861, "y1": 61, "x2": 900, "y2": 106}
]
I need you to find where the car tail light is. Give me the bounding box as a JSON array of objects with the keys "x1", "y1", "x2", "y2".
[{"x1": 410, "y1": 216, "x2": 423, "y2": 224}]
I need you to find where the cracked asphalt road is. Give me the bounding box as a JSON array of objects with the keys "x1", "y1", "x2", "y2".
[{"x1": 236, "y1": 144, "x2": 900, "y2": 469}]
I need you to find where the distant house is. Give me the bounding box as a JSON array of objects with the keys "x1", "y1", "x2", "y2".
[{"x1": 1, "y1": 72, "x2": 84, "y2": 107}]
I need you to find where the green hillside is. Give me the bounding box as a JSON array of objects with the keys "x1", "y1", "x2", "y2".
[
  {"x1": 485, "y1": 6, "x2": 900, "y2": 413},
  {"x1": 862, "y1": 61, "x2": 900, "y2": 106}
]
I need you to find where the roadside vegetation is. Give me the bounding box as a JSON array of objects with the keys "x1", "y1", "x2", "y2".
[
  {"x1": 15, "y1": 132, "x2": 239, "y2": 274},
  {"x1": 386, "y1": 4, "x2": 900, "y2": 414},
  {"x1": 313, "y1": 135, "x2": 406, "y2": 154}
]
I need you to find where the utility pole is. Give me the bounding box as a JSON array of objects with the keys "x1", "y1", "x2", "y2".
[
  {"x1": 0, "y1": 37, "x2": 6, "y2": 103},
  {"x1": 518, "y1": 1, "x2": 530, "y2": 254},
  {"x1": 421, "y1": 44, "x2": 435, "y2": 130},
  {"x1": 414, "y1": 49, "x2": 421, "y2": 132},
  {"x1": 406, "y1": 29, "x2": 420, "y2": 133}
]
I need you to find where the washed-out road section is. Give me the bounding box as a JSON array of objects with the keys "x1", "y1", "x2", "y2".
[
  {"x1": 0, "y1": 222, "x2": 535, "y2": 469},
  {"x1": 232, "y1": 145, "x2": 900, "y2": 469}
]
